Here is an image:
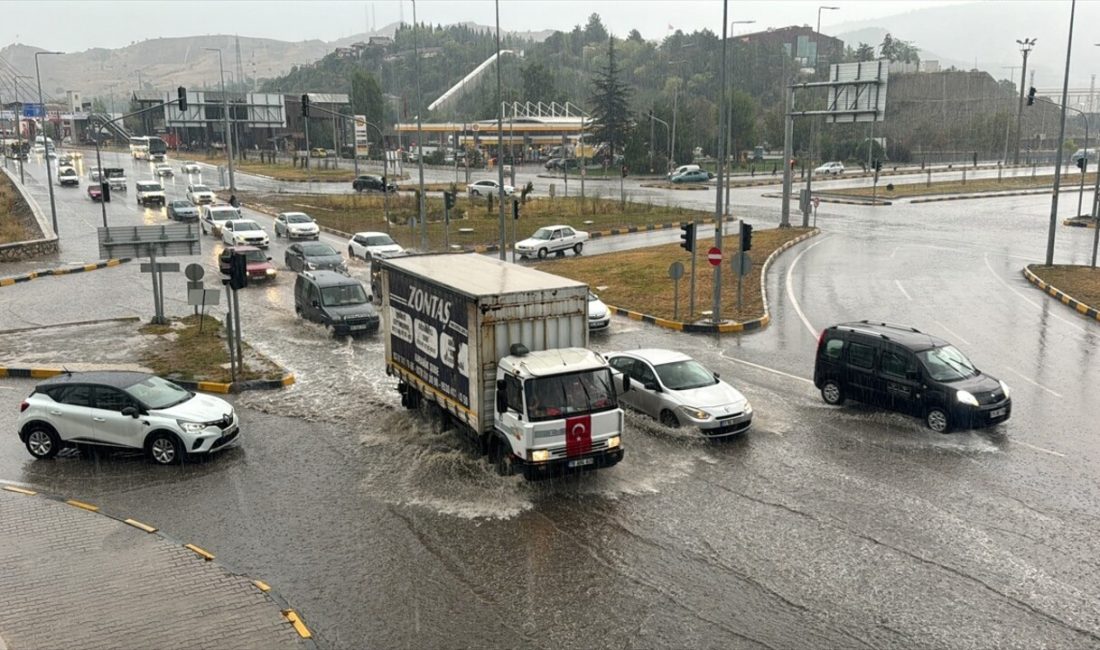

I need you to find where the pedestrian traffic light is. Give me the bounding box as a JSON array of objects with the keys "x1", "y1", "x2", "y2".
[
  {"x1": 680, "y1": 222, "x2": 695, "y2": 252},
  {"x1": 512, "y1": 199, "x2": 520, "y2": 220},
  {"x1": 301, "y1": 94, "x2": 310, "y2": 118},
  {"x1": 177, "y1": 87, "x2": 187, "y2": 112},
  {"x1": 229, "y1": 253, "x2": 249, "y2": 290},
  {"x1": 1027, "y1": 87, "x2": 1036, "y2": 106},
  {"x1": 101, "y1": 181, "x2": 110, "y2": 203},
  {"x1": 443, "y1": 190, "x2": 456, "y2": 210},
  {"x1": 740, "y1": 222, "x2": 753, "y2": 252}
]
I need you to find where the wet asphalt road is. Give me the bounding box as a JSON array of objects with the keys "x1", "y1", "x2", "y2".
[{"x1": 2, "y1": 153, "x2": 1100, "y2": 648}]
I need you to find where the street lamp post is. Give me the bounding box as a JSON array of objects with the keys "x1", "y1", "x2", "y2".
[
  {"x1": 1093, "y1": 43, "x2": 1100, "y2": 268},
  {"x1": 1044, "y1": 1, "x2": 1075, "y2": 267},
  {"x1": 13, "y1": 75, "x2": 32, "y2": 184},
  {"x1": 803, "y1": 7, "x2": 838, "y2": 228},
  {"x1": 1014, "y1": 38, "x2": 1037, "y2": 166},
  {"x1": 648, "y1": 112, "x2": 670, "y2": 176},
  {"x1": 34, "y1": 51, "x2": 62, "y2": 236},
  {"x1": 725, "y1": 20, "x2": 755, "y2": 217},
  {"x1": 204, "y1": 48, "x2": 236, "y2": 192},
  {"x1": 494, "y1": 0, "x2": 506, "y2": 259}
]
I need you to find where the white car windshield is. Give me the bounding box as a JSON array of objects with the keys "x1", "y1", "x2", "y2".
[
  {"x1": 322, "y1": 284, "x2": 368, "y2": 306},
  {"x1": 918, "y1": 345, "x2": 978, "y2": 381},
  {"x1": 287, "y1": 214, "x2": 313, "y2": 224},
  {"x1": 124, "y1": 375, "x2": 192, "y2": 410},
  {"x1": 192, "y1": 185, "x2": 210, "y2": 193},
  {"x1": 137, "y1": 183, "x2": 163, "y2": 191},
  {"x1": 531, "y1": 228, "x2": 553, "y2": 240},
  {"x1": 655, "y1": 359, "x2": 718, "y2": 391},
  {"x1": 234, "y1": 221, "x2": 261, "y2": 231}
]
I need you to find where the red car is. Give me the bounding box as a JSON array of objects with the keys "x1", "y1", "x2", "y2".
[
  {"x1": 218, "y1": 245, "x2": 277, "y2": 283},
  {"x1": 87, "y1": 184, "x2": 103, "y2": 202}
]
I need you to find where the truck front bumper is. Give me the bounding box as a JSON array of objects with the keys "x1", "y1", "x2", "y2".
[{"x1": 518, "y1": 448, "x2": 624, "y2": 481}]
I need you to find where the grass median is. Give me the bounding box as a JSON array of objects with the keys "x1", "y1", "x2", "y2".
[
  {"x1": 238, "y1": 191, "x2": 710, "y2": 250},
  {"x1": 1027, "y1": 265, "x2": 1100, "y2": 309},
  {"x1": 826, "y1": 171, "x2": 1098, "y2": 200},
  {"x1": 534, "y1": 227, "x2": 815, "y2": 324},
  {"x1": 0, "y1": 172, "x2": 36, "y2": 244},
  {"x1": 140, "y1": 314, "x2": 283, "y2": 384}
]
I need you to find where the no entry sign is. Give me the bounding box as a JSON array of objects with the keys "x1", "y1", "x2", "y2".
[{"x1": 707, "y1": 247, "x2": 722, "y2": 267}]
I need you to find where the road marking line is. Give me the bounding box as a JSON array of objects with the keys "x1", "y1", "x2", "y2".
[
  {"x1": 184, "y1": 543, "x2": 215, "y2": 561},
  {"x1": 982, "y1": 255, "x2": 1089, "y2": 335},
  {"x1": 719, "y1": 351, "x2": 815, "y2": 384},
  {"x1": 895, "y1": 279, "x2": 913, "y2": 301},
  {"x1": 931, "y1": 319, "x2": 971, "y2": 346},
  {"x1": 282, "y1": 610, "x2": 313, "y2": 639},
  {"x1": 1004, "y1": 367, "x2": 1063, "y2": 398},
  {"x1": 785, "y1": 237, "x2": 828, "y2": 338},
  {"x1": 124, "y1": 518, "x2": 158, "y2": 533},
  {"x1": 66, "y1": 499, "x2": 99, "y2": 512},
  {"x1": 1015, "y1": 440, "x2": 1066, "y2": 457},
  {"x1": 2, "y1": 485, "x2": 36, "y2": 496}
]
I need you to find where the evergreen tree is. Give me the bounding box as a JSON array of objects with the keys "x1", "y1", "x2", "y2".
[
  {"x1": 350, "y1": 70, "x2": 385, "y2": 148},
  {"x1": 590, "y1": 36, "x2": 632, "y2": 160},
  {"x1": 855, "y1": 42, "x2": 875, "y2": 62}
]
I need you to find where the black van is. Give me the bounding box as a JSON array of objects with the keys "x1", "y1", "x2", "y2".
[
  {"x1": 813, "y1": 321, "x2": 1011, "y2": 433},
  {"x1": 294, "y1": 270, "x2": 380, "y2": 336}
]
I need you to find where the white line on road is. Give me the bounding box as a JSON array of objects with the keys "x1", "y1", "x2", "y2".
[
  {"x1": 1014, "y1": 441, "x2": 1066, "y2": 458},
  {"x1": 982, "y1": 254, "x2": 1089, "y2": 335},
  {"x1": 895, "y1": 279, "x2": 913, "y2": 301},
  {"x1": 785, "y1": 237, "x2": 828, "y2": 338},
  {"x1": 719, "y1": 351, "x2": 815, "y2": 384},
  {"x1": 1004, "y1": 367, "x2": 1064, "y2": 398},
  {"x1": 931, "y1": 319, "x2": 971, "y2": 346}
]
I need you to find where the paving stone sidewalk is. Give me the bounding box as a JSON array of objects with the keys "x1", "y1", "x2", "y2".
[{"x1": 0, "y1": 487, "x2": 312, "y2": 650}]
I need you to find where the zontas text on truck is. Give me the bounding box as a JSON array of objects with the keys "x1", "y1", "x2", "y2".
[{"x1": 379, "y1": 254, "x2": 625, "y2": 480}]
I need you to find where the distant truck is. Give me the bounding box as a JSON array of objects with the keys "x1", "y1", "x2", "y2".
[
  {"x1": 103, "y1": 168, "x2": 127, "y2": 192},
  {"x1": 378, "y1": 254, "x2": 625, "y2": 480}
]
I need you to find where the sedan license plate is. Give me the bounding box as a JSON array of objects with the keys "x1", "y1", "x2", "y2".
[
  {"x1": 990, "y1": 407, "x2": 1006, "y2": 418},
  {"x1": 350, "y1": 324, "x2": 367, "y2": 331},
  {"x1": 567, "y1": 457, "x2": 594, "y2": 468}
]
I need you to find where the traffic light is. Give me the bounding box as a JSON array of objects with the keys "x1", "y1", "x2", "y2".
[
  {"x1": 679, "y1": 222, "x2": 695, "y2": 252},
  {"x1": 101, "y1": 181, "x2": 110, "y2": 203},
  {"x1": 873, "y1": 159, "x2": 882, "y2": 172},
  {"x1": 740, "y1": 222, "x2": 753, "y2": 252},
  {"x1": 301, "y1": 94, "x2": 310, "y2": 118},
  {"x1": 177, "y1": 87, "x2": 187, "y2": 112},
  {"x1": 621, "y1": 164, "x2": 628, "y2": 178},
  {"x1": 229, "y1": 253, "x2": 249, "y2": 290},
  {"x1": 1077, "y1": 156, "x2": 1087, "y2": 171},
  {"x1": 1027, "y1": 86, "x2": 1036, "y2": 106},
  {"x1": 512, "y1": 199, "x2": 520, "y2": 220},
  {"x1": 443, "y1": 190, "x2": 456, "y2": 210}
]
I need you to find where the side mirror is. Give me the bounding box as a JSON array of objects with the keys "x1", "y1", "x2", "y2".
[
  {"x1": 713, "y1": 372, "x2": 720, "y2": 380},
  {"x1": 644, "y1": 381, "x2": 659, "y2": 392},
  {"x1": 267, "y1": 256, "x2": 272, "y2": 261},
  {"x1": 121, "y1": 406, "x2": 138, "y2": 418},
  {"x1": 311, "y1": 300, "x2": 320, "y2": 308},
  {"x1": 621, "y1": 375, "x2": 631, "y2": 392}
]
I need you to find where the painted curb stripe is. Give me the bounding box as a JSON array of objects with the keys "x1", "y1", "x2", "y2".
[
  {"x1": 184, "y1": 543, "x2": 215, "y2": 561},
  {"x1": 254, "y1": 580, "x2": 271, "y2": 592},
  {"x1": 282, "y1": 610, "x2": 313, "y2": 639},
  {"x1": 2, "y1": 485, "x2": 36, "y2": 496},
  {"x1": 66, "y1": 499, "x2": 99, "y2": 512},
  {"x1": 124, "y1": 518, "x2": 158, "y2": 533},
  {"x1": 195, "y1": 381, "x2": 231, "y2": 394},
  {"x1": 1022, "y1": 267, "x2": 1100, "y2": 324},
  {"x1": 0, "y1": 258, "x2": 132, "y2": 288}
]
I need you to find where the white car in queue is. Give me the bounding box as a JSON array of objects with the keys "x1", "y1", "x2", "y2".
[
  {"x1": 187, "y1": 183, "x2": 215, "y2": 204},
  {"x1": 606, "y1": 349, "x2": 753, "y2": 437},
  {"x1": 515, "y1": 224, "x2": 588, "y2": 259},
  {"x1": 588, "y1": 291, "x2": 610, "y2": 331},
  {"x1": 274, "y1": 212, "x2": 320, "y2": 240},
  {"x1": 201, "y1": 203, "x2": 242, "y2": 237},
  {"x1": 221, "y1": 219, "x2": 270, "y2": 249},
  {"x1": 347, "y1": 231, "x2": 405, "y2": 261}
]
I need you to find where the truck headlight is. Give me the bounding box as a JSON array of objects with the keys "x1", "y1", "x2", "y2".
[
  {"x1": 956, "y1": 390, "x2": 979, "y2": 407},
  {"x1": 530, "y1": 449, "x2": 550, "y2": 463},
  {"x1": 607, "y1": 435, "x2": 620, "y2": 449}
]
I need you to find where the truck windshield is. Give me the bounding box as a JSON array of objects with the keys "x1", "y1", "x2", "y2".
[{"x1": 525, "y1": 369, "x2": 616, "y2": 421}]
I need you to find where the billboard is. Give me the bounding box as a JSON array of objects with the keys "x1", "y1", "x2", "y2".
[
  {"x1": 354, "y1": 114, "x2": 370, "y2": 157},
  {"x1": 22, "y1": 104, "x2": 44, "y2": 118},
  {"x1": 387, "y1": 269, "x2": 470, "y2": 408},
  {"x1": 825, "y1": 61, "x2": 889, "y2": 124}
]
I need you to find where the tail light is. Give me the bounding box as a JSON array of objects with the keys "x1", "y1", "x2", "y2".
[
  {"x1": 19, "y1": 400, "x2": 29, "y2": 412},
  {"x1": 816, "y1": 329, "x2": 826, "y2": 352}
]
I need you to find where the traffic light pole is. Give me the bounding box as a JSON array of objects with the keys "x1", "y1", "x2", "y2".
[{"x1": 689, "y1": 221, "x2": 698, "y2": 319}]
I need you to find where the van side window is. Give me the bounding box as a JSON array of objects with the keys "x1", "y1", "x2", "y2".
[
  {"x1": 848, "y1": 342, "x2": 876, "y2": 369},
  {"x1": 505, "y1": 375, "x2": 523, "y2": 413},
  {"x1": 881, "y1": 349, "x2": 914, "y2": 377},
  {"x1": 823, "y1": 338, "x2": 844, "y2": 361}
]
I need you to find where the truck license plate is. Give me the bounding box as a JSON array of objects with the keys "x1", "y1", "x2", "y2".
[
  {"x1": 990, "y1": 407, "x2": 1006, "y2": 418},
  {"x1": 567, "y1": 457, "x2": 594, "y2": 468}
]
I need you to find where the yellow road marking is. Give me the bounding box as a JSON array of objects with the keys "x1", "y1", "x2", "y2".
[
  {"x1": 184, "y1": 543, "x2": 215, "y2": 561},
  {"x1": 124, "y1": 518, "x2": 157, "y2": 533},
  {"x1": 66, "y1": 499, "x2": 99, "y2": 512}
]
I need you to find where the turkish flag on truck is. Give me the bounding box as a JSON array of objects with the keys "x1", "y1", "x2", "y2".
[{"x1": 565, "y1": 414, "x2": 592, "y2": 457}]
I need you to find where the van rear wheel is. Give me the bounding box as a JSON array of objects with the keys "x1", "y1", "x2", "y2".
[{"x1": 821, "y1": 380, "x2": 844, "y2": 405}]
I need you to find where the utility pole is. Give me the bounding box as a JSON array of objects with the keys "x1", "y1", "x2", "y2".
[
  {"x1": 1014, "y1": 38, "x2": 1037, "y2": 166},
  {"x1": 412, "y1": 0, "x2": 427, "y2": 251},
  {"x1": 1045, "y1": 2, "x2": 1074, "y2": 266},
  {"x1": 205, "y1": 48, "x2": 236, "y2": 192},
  {"x1": 780, "y1": 55, "x2": 794, "y2": 228},
  {"x1": 712, "y1": 0, "x2": 729, "y2": 324},
  {"x1": 35, "y1": 51, "x2": 62, "y2": 237},
  {"x1": 495, "y1": 0, "x2": 506, "y2": 259}
]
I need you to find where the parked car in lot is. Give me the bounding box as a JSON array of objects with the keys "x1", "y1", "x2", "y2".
[
  {"x1": 588, "y1": 291, "x2": 610, "y2": 331},
  {"x1": 294, "y1": 270, "x2": 380, "y2": 336},
  {"x1": 187, "y1": 183, "x2": 215, "y2": 204},
  {"x1": 514, "y1": 224, "x2": 589, "y2": 259},
  {"x1": 218, "y1": 246, "x2": 276, "y2": 283},
  {"x1": 200, "y1": 203, "x2": 241, "y2": 236},
  {"x1": 309, "y1": 147, "x2": 328, "y2": 158},
  {"x1": 352, "y1": 174, "x2": 396, "y2": 193},
  {"x1": 274, "y1": 212, "x2": 320, "y2": 239},
  {"x1": 814, "y1": 321, "x2": 1012, "y2": 433},
  {"x1": 167, "y1": 200, "x2": 199, "y2": 222},
  {"x1": 155, "y1": 164, "x2": 174, "y2": 177},
  {"x1": 347, "y1": 231, "x2": 405, "y2": 260},
  {"x1": 135, "y1": 180, "x2": 166, "y2": 207},
  {"x1": 814, "y1": 161, "x2": 845, "y2": 176},
  {"x1": 180, "y1": 161, "x2": 201, "y2": 174},
  {"x1": 221, "y1": 219, "x2": 269, "y2": 248},
  {"x1": 545, "y1": 157, "x2": 580, "y2": 171},
  {"x1": 670, "y1": 169, "x2": 711, "y2": 184},
  {"x1": 285, "y1": 241, "x2": 346, "y2": 273},
  {"x1": 57, "y1": 165, "x2": 79, "y2": 187},
  {"x1": 467, "y1": 179, "x2": 514, "y2": 196},
  {"x1": 607, "y1": 349, "x2": 753, "y2": 437},
  {"x1": 16, "y1": 370, "x2": 240, "y2": 465},
  {"x1": 86, "y1": 183, "x2": 103, "y2": 201}
]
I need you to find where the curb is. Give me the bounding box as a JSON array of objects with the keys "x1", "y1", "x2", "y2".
[
  {"x1": 0, "y1": 483, "x2": 318, "y2": 648},
  {"x1": 764, "y1": 192, "x2": 891, "y2": 206},
  {"x1": 638, "y1": 182, "x2": 712, "y2": 191},
  {"x1": 604, "y1": 228, "x2": 821, "y2": 334},
  {"x1": 0, "y1": 258, "x2": 132, "y2": 287},
  {"x1": 910, "y1": 188, "x2": 1051, "y2": 204},
  {"x1": 0, "y1": 365, "x2": 296, "y2": 394},
  {"x1": 2, "y1": 166, "x2": 58, "y2": 241},
  {"x1": 1022, "y1": 266, "x2": 1100, "y2": 324},
  {"x1": 1063, "y1": 216, "x2": 1098, "y2": 228}
]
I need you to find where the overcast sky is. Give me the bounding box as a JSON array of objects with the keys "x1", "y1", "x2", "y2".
[{"x1": 2, "y1": 0, "x2": 972, "y2": 51}]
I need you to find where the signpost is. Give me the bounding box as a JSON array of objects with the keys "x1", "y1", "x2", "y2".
[
  {"x1": 812, "y1": 195, "x2": 820, "y2": 227},
  {"x1": 731, "y1": 251, "x2": 753, "y2": 312},
  {"x1": 668, "y1": 261, "x2": 684, "y2": 320},
  {"x1": 98, "y1": 224, "x2": 201, "y2": 324}
]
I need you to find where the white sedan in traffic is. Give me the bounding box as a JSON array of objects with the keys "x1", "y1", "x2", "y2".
[
  {"x1": 514, "y1": 224, "x2": 588, "y2": 259},
  {"x1": 221, "y1": 219, "x2": 270, "y2": 249},
  {"x1": 606, "y1": 349, "x2": 753, "y2": 437},
  {"x1": 347, "y1": 231, "x2": 405, "y2": 261},
  {"x1": 467, "y1": 179, "x2": 514, "y2": 197}
]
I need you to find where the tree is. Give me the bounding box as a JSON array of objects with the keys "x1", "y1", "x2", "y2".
[
  {"x1": 590, "y1": 36, "x2": 632, "y2": 161},
  {"x1": 627, "y1": 29, "x2": 644, "y2": 43},
  {"x1": 350, "y1": 70, "x2": 384, "y2": 148},
  {"x1": 521, "y1": 62, "x2": 556, "y2": 104},
  {"x1": 584, "y1": 13, "x2": 608, "y2": 45},
  {"x1": 855, "y1": 42, "x2": 875, "y2": 62},
  {"x1": 879, "y1": 33, "x2": 919, "y2": 64}
]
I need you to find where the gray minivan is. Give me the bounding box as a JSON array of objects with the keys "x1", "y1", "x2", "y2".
[{"x1": 294, "y1": 270, "x2": 380, "y2": 336}]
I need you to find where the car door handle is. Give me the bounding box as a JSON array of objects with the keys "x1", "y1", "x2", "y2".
[
  {"x1": 49, "y1": 410, "x2": 63, "y2": 415},
  {"x1": 93, "y1": 417, "x2": 106, "y2": 422}
]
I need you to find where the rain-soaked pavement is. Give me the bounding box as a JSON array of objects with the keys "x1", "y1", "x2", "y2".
[{"x1": 2, "y1": 153, "x2": 1100, "y2": 648}]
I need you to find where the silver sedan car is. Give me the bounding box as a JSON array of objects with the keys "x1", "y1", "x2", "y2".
[{"x1": 606, "y1": 349, "x2": 753, "y2": 437}]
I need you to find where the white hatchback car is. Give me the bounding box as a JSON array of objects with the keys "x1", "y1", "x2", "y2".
[
  {"x1": 467, "y1": 179, "x2": 514, "y2": 197},
  {"x1": 606, "y1": 349, "x2": 753, "y2": 437},
  {"x1": 17, "y1": 371, "x2": 240, "y2": 465},
  {"x1": 814, "y1": 161, "x2": 845, "y2": 176},
  {"x1": 221, "y1": 219, "x2": 270, "y2": 248},
  {"x1": 588, "y1": 291, "x2": 610, "y2": 331},
  {"x1": 347, "y1": 231, "x2": 405, "y2": 261}
]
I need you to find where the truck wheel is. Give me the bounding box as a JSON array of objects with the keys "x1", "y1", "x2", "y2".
[
  {"x1": 573, "y1": 243, "x2": 583, "y2": 255},
  {"x1": 493, "y1": 441, "x2": 515, "y2": 476}
]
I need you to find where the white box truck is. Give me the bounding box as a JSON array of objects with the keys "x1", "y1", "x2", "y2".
[{"x1": 379, "y1": 253, "x2": 625, "y2": 480}]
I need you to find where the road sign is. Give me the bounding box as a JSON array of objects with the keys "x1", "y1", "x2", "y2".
[
  {"x1": 188, "y1": 289, "x2": 221, "y2": 306},
  {"x1": 707, "y1": 247, "x2": 722, "y2": 267},
  {"x1": 184, "y1": 263, "x2": 204, "y2": 282},
  {"x1": 140, "y1": 262, "x2": 180, "y2": 273},
  {"x1": 22, "y1": 103, "x2": 44, "y2": 118},
  {"x1": 731, "y1": 252, "x2": 753, "y2": 277},
  {"x1": 98, "y1": 224, "x2": 202, "y2": 259},
  {"x1": 812, "y1": 196, "x2": 820, "y2": 209},
  {"x1": 668, "y1": 261, "x2": 684, "y2": 280}
]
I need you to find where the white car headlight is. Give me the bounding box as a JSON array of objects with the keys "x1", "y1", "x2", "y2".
[
  {"x1": 999, "y1": 380, "x2": 1011, "y2": 399},
  {"x1": 743, "y1": 401, "x2": 753, "y2": 414},
  {"x1": 681, "y1": 406, "x2": 711, "y2": 420},
  {"x1": 956, "y1": 390, "x2": 979, "y2": 407},
  {"x1": 178, "y1": 420, "x2": 207, "y2": 433}
]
